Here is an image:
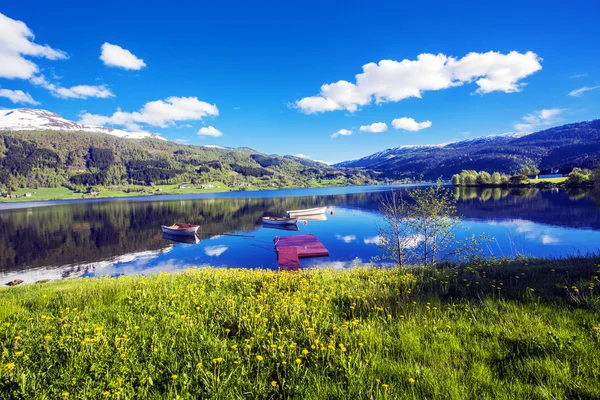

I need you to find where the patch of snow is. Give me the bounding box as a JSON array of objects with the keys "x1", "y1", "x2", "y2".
[{"x1": 0, "y1": 108, "x2": 166, "y2": 140}]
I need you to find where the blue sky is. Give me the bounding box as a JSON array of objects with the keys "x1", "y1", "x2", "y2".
[{"x1": 0, "y1": 1, "x2": 599, "y2": 163}]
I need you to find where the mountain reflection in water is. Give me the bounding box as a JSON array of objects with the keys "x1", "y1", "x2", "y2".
[{"x1": 1, "y1": 185, "x2": 600, "y2": 282}]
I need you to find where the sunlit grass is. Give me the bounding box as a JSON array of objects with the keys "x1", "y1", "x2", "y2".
[
  {"x1": 528, "y1": 177, "x2": 567, "y2": 184},
  {"x1": 1, "y1": 257, "x2": 599, "y2": 398}
]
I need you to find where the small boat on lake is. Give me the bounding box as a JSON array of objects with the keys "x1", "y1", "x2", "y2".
[
  {"x1": 161, "y1": 222, "x2": 200, "y2": 236},
  {"x1": 286, "y1": 207, "x2": 327, "y2": 217},
  {"x1": 262, "y1": 217, "x2": 298, "y2": 225}
]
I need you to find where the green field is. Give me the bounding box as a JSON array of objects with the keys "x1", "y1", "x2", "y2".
[
  {"x1": 528, "y1": 177, "x2": 568, "y2": 184},
  {"x1": 1, "y1": 257, "x2": 599, "y2": 398},
  {"x1": 0, "y1": 182, "x2": 239, "y2": 203}
]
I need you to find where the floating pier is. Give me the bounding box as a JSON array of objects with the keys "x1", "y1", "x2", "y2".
[{"x1": 274, "y1": 234, "x2": 329, "y2": 271}]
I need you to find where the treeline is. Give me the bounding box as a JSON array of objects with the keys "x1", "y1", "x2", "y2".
[
  {"x1": 452, "y1": 166, "x2": 600, "y2": 187},
  {"x1": 0, "y1": 130, "x2": 381, "y2": 192}
]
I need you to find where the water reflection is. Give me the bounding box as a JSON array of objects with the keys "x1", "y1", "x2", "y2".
[{"x1": 1, "y1": 185, "x2": 600, "y2": 282}]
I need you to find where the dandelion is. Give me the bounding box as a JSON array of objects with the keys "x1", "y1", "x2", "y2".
[
  {"x1": 256, "y1": 355, "x2": 264, "y2": 362},
  {"x1": 302, "y1": 349, "x2": 309, "y2": 355},
  {"x1": 5, "y1": 363, "x2": 15, "y2": 371},
  {"x1": 295, "y1": 358, "x2": 302, "y2": 365},
  {"x1": 409, "y1": 378, "x2": 415, "y2": 384},
  {"x1": 213, "y1": 357, "x2": 224, "y2": 363},
  {"x1": 172, "y1": 375, "x2": 178, "y2": 380},
  {"x1": 271, "y1": 381, "x2": 277, "y2": 388},
  {"x1": 62, "y1": 393, "x2": 69, "y2": 398}
]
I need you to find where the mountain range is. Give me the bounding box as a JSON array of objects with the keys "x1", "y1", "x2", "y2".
[
  {"x1": 0, "y1": 109, "x2": 376, "y2": 190},
  {"x1": 2, "y1": 108, "x2": 599, "y2": 188},
  {"x1": 335, "y1": 120, "x2": 600, "y2": 179}
]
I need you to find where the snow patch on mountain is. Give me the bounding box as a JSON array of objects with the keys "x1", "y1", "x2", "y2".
[{"x1": 0, "y1": 108, "x2": 166, "y2": 140}]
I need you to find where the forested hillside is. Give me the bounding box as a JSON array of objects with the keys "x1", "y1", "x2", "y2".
[
  {"x1": 336, "y1": 120, "x2": 600, "y2": 179},
  {"x1": 0, "y1": 130, "x2": 378, "y2": 191}
]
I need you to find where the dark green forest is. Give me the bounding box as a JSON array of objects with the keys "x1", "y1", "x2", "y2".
[{"x1": 0, "y1": 130, "x2": 380, "y2": 192}]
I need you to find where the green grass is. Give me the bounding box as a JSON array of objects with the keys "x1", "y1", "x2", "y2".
[
  {"x1": 528, "y1": 177, "x2": 568, "y2": 184},
  {"x1": 153, "y1": 182, "x2": 231, "y2": 194},
  {"x1": 0, "y1": 187, "x2": 79, "y2": 202},
  {"x1": 0, "y1": 182, "x2": 236, "y2": 202},
  {"x1": 1, "y1": 258, "x2": 599, "y2": 399}
]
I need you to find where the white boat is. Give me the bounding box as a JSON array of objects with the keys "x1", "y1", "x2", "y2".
[
  {"x1": 262, "y1": 217, "x2": 298, "y2": 225},
  {"x1": 286, "y1": 207, "x2": 327, "y2": 217},
  {"x1": 161, "y1": 223, "x2": 200, "y2": 236}
]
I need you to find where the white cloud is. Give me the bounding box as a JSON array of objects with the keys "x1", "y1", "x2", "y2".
[
  {"x1": 391, "y1": 117, "x2": 432, "y2": 131},
  {"x1": 204, "y1": 245, "x2": 228, "y2": 257},
  {"x1": 80, "y1": 96, "x2": 219, "y2": 129},
  {"x1": 30, "y1": 74, "x2": 114, "y2": 99},
  {"x1": 0, "y1": 12, "x2": 68, "y2": 80},
  {"x1": 568, "y1": 86, "x2": 600, "y2": 97},
  {"x1": 364, "y1": 235, "x2": 383, "y2": 245},
  {"x1": 359, "y1": 122, "x2": 388, "y2": 133},
  {"x1": 295, "y1": 51, "x2": 542, "y2": 113},
  {"x1": 293, "y1": 153, "x2": 310, "y2": 159},
  {"x1": 198, "y1": 126, "x2": 223, "y2": 137},
  {"x1": 541, "y1": 234, "x2": 560, "y2": 245},
  {"x1": 100, "y1": 43, "x2": 146, "y2": 70},
  {"x1": 569, "y1": 73, "x2": 588, "y2": 78},
  {"x1": 174, "y1": 138, "x2": 188, "y2": 144},
  {"x1": 0, "y1": 88, "x2": 39, "y2": 104},
  {"x1": 514, "y1": 108, "x2": 565, "y2": 132},
  {"x1": 331, "y1": 128, "x2": 352, "y2": 138},
  {"x1": 335, "y1": 234, "x2": 356, "y2": 243}
]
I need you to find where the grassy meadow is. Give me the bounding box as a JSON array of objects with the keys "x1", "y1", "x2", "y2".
[{"x1": 1, "y1": 257, "x2": 599, "y2": 399}]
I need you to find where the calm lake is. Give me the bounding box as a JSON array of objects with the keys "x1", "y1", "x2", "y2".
[{"x1": 1, "y1": 184, "x2": 600, "y2": 283}]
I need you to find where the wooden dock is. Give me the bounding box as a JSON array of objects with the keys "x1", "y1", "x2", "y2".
[{"x1": 274, "y1": 234, "x2": 329, "y2": 271}]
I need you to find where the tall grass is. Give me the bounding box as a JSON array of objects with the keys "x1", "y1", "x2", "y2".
[{"x1": 1, "y1": 257, "x2": 599, "y2": 399}]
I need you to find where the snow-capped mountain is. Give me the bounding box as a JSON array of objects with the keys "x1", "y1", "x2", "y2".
[
  {"x1": 0, "y1": 108, "x2": 166, "y2": 140},
  {"x1": 335, "y1": 120, "x2": 600, "y2": 178}
]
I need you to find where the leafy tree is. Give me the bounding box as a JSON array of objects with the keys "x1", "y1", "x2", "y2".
[
  {"x1": 567, "y1": 169, "x2": 590, "y2": 186},
  {"x1": 378, "y1": 182, "x2": 489, "y2": 266},
  {"x1": 491, "y1": 172, "x2": 502, "y2": 185},
  {"x1": 451, "y1": 174, "x2": 462, "y2": 186},
  {"x1": 510, "y1": 174, "x2": 528, "y2": 185},
  {"x1": 476, "y1": 171, "x2": 492, "y2": 185},
  {"x1": 376, "y1": 191, "x2": 413, "y2": 267}
]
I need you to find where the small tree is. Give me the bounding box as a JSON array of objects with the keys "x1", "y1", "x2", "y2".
[
  {"x1": 451, "y1": 174, "x2": 462, "y2": 186},
  {"x1": 491, "y1": 172, "x2": 502, "y2": 185},
  {"x1": 376, "y1": 191, "x2": 411, "y2": 267},
  {"x1": 476, "y1": 171, "x2": 492, "y2": 185},
  {"x1": 378, "y1": 182, "x2": 489, "y2": 267},
  {"x1": 510, "y1": 174, "x2": 528, "y2": 185},
  {"x1": 567, "y1": 169, "x2": 589, "y2": 186}
]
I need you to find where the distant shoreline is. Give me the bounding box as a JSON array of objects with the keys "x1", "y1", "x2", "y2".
[{"x1": 0, "y1": 183, "x2": 424, "y2": 210}]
